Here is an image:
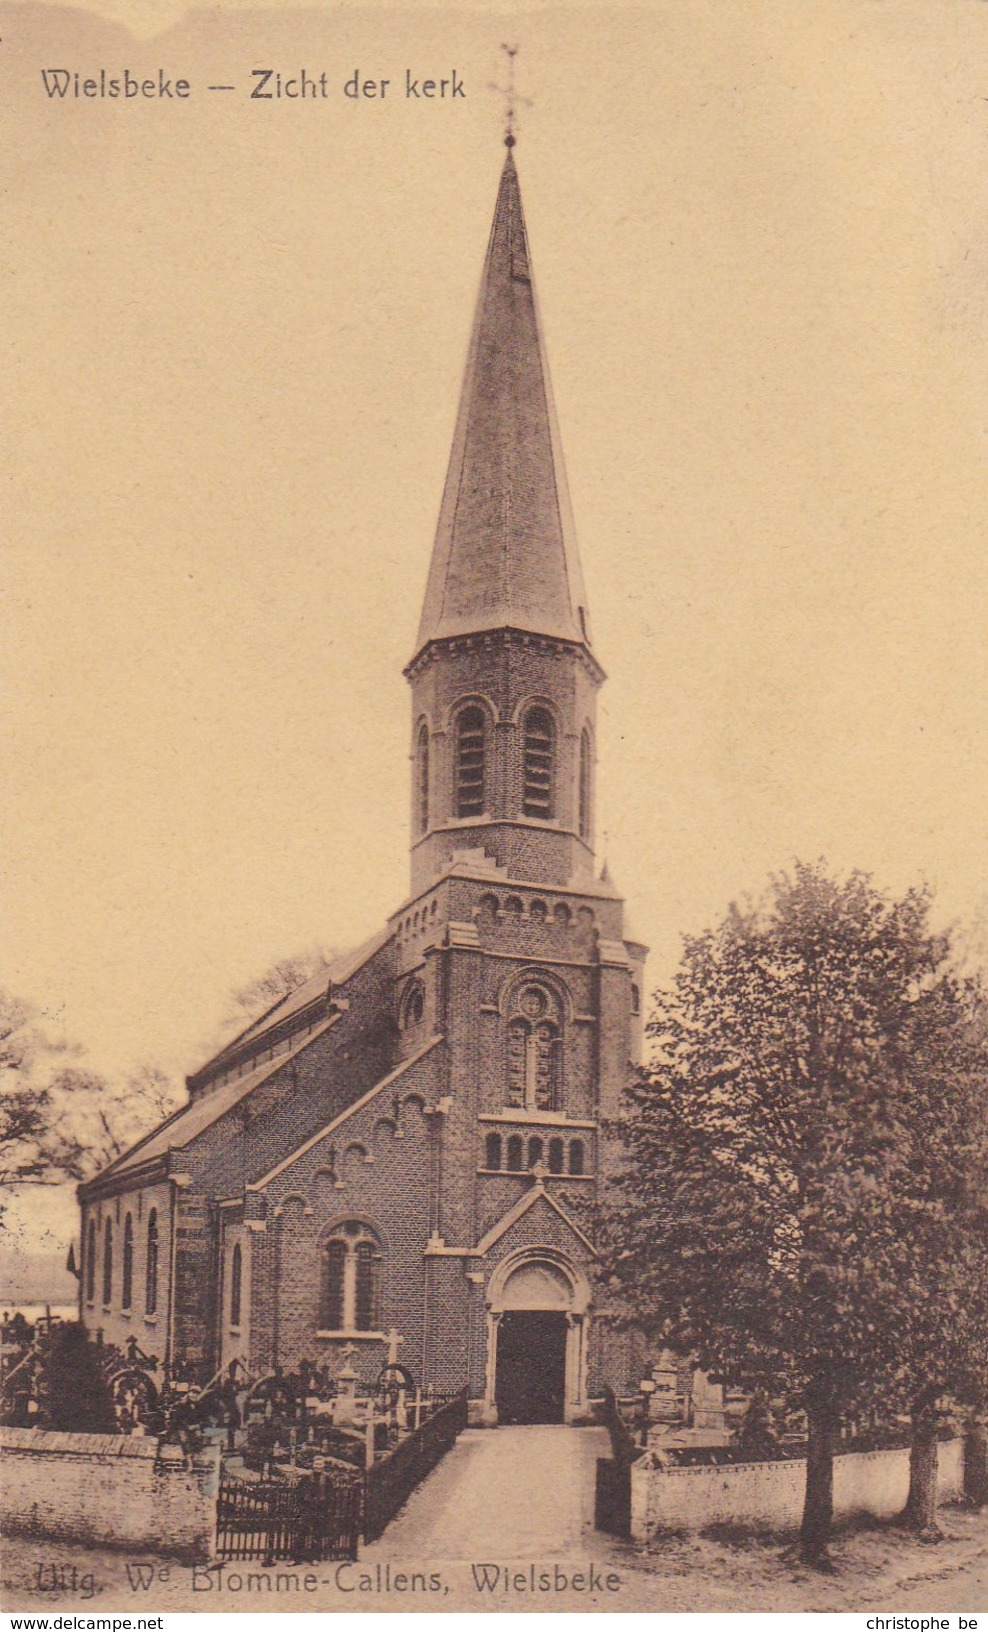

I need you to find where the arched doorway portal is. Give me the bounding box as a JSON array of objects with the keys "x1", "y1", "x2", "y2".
[{"x1": 483, "y1": 1249, "x2": 591, "y2": 1426}]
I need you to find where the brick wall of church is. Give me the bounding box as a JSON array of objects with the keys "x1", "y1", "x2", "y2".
[
  {"x1": 79, "y1": 1180, "x2": 172, "y2": 1360},
  {"x1": 181, "y1": 938, "x2": 397, "y2": 1202},
  {"x1": 424, "y1": 1256, "x2": 474, "y2": 1392},
  {"x1": 245, "y1": 1046, "x2": 442, "y2": 1386},
  {"x1": 475, "y1": 1173, "x2": 593, "y2": 1240},
  {"x1": 432, "y1": 903, "x2": 634, "y2": 1250},
  {"x1": 163, "y1": 935, "x2": 400, "y2": 1370},
  {"x1": 409, "y1": 635, "x2": 600, "y2": 894}
]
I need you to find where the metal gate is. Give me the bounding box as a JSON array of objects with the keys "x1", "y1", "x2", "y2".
[
  {"x1": 594, "y1": 1456, "x2": 631, "y2": 1537},
  {"x1": 216, "y1": 1474, "x2": 363, "y2": 1563}
]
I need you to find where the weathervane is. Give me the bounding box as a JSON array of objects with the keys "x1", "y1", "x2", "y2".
[{"x1": 488, "y1": 44, "x2": 532, "y2": 149}]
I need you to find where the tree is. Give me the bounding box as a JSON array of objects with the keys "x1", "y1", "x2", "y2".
[
  {"x1": 224, "y1": 945, "x2": 343, "y2": 1030},
  {"x1": 0, "y1": 989, "x2": 80, "y2": 1189},
  {"x1": 52, "y1": 1064, "x2": 181, "y2": 1179},
  {"x1": 0, "y1": 988, "x2": 182, "y2": 1197},
  {"x1": 877, "y1": 1039, "x2": 988, "y2": 1537},
  {"x1": 602, "y1": 863, "x2": 988, "y2": 1567}
]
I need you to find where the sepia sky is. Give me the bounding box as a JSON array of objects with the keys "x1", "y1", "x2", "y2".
[{"x1": 4, "y1": 0, "x2": 988, "y2": 1089}]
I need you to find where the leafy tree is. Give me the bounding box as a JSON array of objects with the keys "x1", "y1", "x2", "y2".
[
  {"x1": 0, "y1": 989, "x2": 81, "y2": 1189},
  {"x1": 224, "y1": 945, "x2": 343, "y2": 1030},
  {"x1": 602, "y1": 863, "x2": 988, "y2": 1566},
  {"x1": 877, "y1": 1061, "x2": 988, "y2": 1537},
  {"x1": 52, "y1": 1063, "x2": 180, "y2": 1177},
  {"x1": 0, "y1": 988, "x2": 182, "y2": 1198}
]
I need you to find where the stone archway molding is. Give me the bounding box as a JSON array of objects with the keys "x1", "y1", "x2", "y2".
[{"x1": 486, "y1": 1245, "x2": 592, "y2": 1315}]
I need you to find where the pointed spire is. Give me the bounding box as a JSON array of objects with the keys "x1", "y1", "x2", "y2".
[{"x1": 413, "y1": 152, "x2": 593, "y2": 659}]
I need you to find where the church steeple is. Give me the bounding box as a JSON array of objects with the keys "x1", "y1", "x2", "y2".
[
  {"x1": 412, "y1": 150, "x2": 593, "y2": 662},
  {"x1": 407, "y1": 149, "x2": 604, "y2": 895}
]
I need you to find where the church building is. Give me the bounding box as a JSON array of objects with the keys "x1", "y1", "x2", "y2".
[{"x1": 78, "y1": 140, "x2": 649, "y2": 1427}]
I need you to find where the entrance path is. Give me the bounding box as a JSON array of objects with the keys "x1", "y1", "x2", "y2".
[{"x1": 361, "y1": 1425, "x2": 614, "y2": 1562}]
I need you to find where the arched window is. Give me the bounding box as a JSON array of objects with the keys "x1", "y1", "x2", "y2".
[
  {"x1": 321, "y1": 1239, "x2": 346, "y2": 1331},
  {"x1": 354, "y1": 1241, "x2": 379, "y2": 1331},
  {"x1": 416, "y1": 722, "x2": 430, "y2": 834},
  {"x1": 485, "y1": 1132, "x2": 502, "y2": 1170},
  {"x1": 122, "y1": 1215, "x2": 134, "y2": 1311},
  {"x1": 527, "y1": 1137, "x2": 544, "y2": 1169},
  {"x1": 579, "y1": 728, "x2": 593, "y2": 840},
  {"x1": 522, "y1": 708, "x2": 554, "y2": 818},
  {"x1": 504, "y1": 984, "x2": 563, "y2": 1111},
  {"x1": 402, "y1": 982, "x2": 425, "y2": 1028},
  {"x1": 86, "y1": 1219, "x2": 96, "y2": 1303},
  {"x1": 455, "y1": 707, "x2": 486, "y2": 817},
  {"x1": 631, "y1": 982, "x2": 641, "y2": 1016},
  {"x1": 319, "y1": 1224, "x2": 382, "y2": 1332},
  {"x1": 548, "y1": 1137, "x2": 565, "y2": 1174},
  {"x1": 568, "y1": 1139, "x2": 585, "y2": 1177},
  {"x1": 534, "y1": 1021, "x2": 562, "y2": 1109},
  {"x1": 506, "y1": 1135, "x2": 524, "y2": 1172},
  {"x1": 102, "y1": 1220, "x2": 113, "y2": 1307},
  {"x1": 506, "y1": 1017, "x2": 528, "y2": 1107},
  {"x1": 230, "y1": 1242, "x2": 242, "y2": 1328},
  {"x1": 145, "y1": 1211, "x2": 159, "y2": 1316}
]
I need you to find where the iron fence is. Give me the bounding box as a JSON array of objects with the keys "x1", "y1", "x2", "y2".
[
  {"x1": 215, "y1": 1473, "x2": 363, "y2": 1563},
  {"x1": 214, "y1": 1387, "x2": 469, "y2": 1560},
  {"x1": 364, "y1": 1387, "x2": 468, "y2": 1542}
]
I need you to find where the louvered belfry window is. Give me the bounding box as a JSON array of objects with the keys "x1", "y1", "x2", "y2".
[
  {"x1": 523, "y1": 708, "x2": 554, "y2": 818},
  {"x1": 456, "y1": 707, "x2": 486, "y2": 817}
]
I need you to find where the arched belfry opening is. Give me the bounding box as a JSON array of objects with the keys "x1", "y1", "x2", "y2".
[{"x1": 484, "y1": 1248, "x2": 591, "y2": 1426}]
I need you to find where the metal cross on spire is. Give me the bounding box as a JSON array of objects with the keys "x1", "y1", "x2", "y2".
[{"x1": 488, "y1": 43, "x2": 532, "y2": 149}]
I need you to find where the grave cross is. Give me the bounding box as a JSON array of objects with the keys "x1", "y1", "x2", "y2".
[{"x1": 385, "y1": 1327, "x2": 405, "y2": 1368}]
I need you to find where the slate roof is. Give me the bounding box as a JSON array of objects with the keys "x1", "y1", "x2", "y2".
[
  {"x1": 87, "y1": 1017, "x2": 339, "y2": 1184},
  {"x1": 83, "y1": 926, "x2": 394, "y2": 1191},
  {"x1": 207, "y1": 927, "x2": 392, "y2": 1067},
  {"x1": 413, "y1": 150, "x2": 593, "y2": 658}
]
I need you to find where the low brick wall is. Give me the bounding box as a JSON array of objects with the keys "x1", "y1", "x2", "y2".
[
  {"x1": 631, "y1": 1438, "x2": 965, "y2": 1541},
  {"x1": 0, "y1": 1429, "x2": 221, "y2": 1560}
]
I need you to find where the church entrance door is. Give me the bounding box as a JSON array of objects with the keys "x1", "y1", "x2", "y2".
[{"x1": 495, "y1": 1310, "x2": 568, "y2": 1425}]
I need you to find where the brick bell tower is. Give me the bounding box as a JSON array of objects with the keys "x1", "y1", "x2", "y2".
[{"x1": 396, "y1": 139, "x2": 647, "y2": 1424}]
